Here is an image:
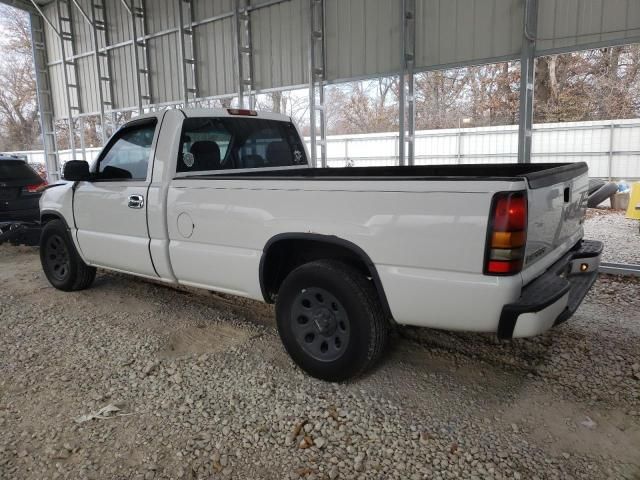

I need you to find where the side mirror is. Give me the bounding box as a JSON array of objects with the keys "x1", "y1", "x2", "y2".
[{"x1": 63, "y1": 160, "x2": 91, "y2": 181}]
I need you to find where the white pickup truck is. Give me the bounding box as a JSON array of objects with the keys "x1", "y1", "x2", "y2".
[{"x1": 39, "y1": 108, "x2": 602, "y2": 381}]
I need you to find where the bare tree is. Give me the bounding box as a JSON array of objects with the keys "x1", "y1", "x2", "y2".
[
  {"x1": 0, "y1": 5, "x2": 41, "y2": 151},
  {"x1": 327, "y1": 78, "x2": 398, "y2": 134},
  {"x1": 254, "y1": 90, "x2": 309, "y2": 133},
  {"x1": 535, "y1": 46, "x2": 640, "y2": 122}
]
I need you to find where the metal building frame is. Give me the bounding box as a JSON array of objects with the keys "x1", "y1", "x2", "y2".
[
  {"x1": 235, "y1": 0, "x2": 254, "y2": 109},
  {"x1": 398, "y1": 0, "x2": 416, "y2": 167},
  {"x1": 1, "y1": 0, "x2": 636, "y2": 175},
  {"x1": 30, "y1": 12, "x2": 60, "y2": 180},
  {"x1": 308, "y1": 0, "x2": 326, "y2": 168},
  {"x1": 518, "y1": 0, "x2": 538, "y2": 164}
]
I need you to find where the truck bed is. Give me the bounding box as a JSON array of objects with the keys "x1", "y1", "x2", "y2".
[{"x1": 185, "y1": 162, "x2": 588, "y2": 189}]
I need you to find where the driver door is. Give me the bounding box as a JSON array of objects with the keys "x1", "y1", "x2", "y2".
[{"x1": 73, "y1": 117, "x2": 159, "y2": 277}]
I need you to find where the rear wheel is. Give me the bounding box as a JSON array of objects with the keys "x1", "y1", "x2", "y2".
[
  {"x1": 276, "y1": 260, "x2": 388, "y2": 381},
  {"x1": 40, "y1": 219, "x2": 96, "y2": 291}
]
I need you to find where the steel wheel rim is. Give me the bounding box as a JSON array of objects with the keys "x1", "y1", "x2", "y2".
[
  {"x1": 291, "y1": 287, "x2": 350, "y2": 362},
  {"x1": 45, "y1": 234, "x2": 70, "y2": 282}
]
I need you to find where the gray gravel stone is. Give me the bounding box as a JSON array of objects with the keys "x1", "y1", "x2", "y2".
[{"x1": 0, "y1": 244, "x2": 638, "y2": 480}]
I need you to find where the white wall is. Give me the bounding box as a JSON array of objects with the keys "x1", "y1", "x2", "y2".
[{"x1": 315, "y1": 119, "x2": 640, "y2": 179}]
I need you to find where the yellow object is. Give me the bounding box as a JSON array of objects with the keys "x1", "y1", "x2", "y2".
[{"x1": 626, "y1": 182, "x2": 640, "y2": 220}]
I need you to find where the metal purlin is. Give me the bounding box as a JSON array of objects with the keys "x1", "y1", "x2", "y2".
[
  {"x1": 56, "y1": 0, "x2": 82, "y2": 160},
  {"x1": 178, "y1": 0, "x2": 197, "y2": 107},
  {"x1": 399, "y1": 0, "x2": 416, "y2": 167},
  {"x1": 308, "y1": 0, "x2": 326, "y2": 168},
  {"x1": 235, "y1": 0, "x2": 254, "y2": 109},
  {"x1": 29, "y1": 12, "x2": 60, "y2": 181}
]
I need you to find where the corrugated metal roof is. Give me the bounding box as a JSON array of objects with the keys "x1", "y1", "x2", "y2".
[
  {"x1": 33, "y1": 0, "x2": 640, "y2": 120},
  {"x1": 252, "y1": 0, "x2": 309, "y2": 90},
  {"x1": 325, "y1": 0, "x2": 402, "y2": 81},
  {"x1": 537, "y1": 0, "x2": 640, "y2": 53},
  {"x1": 415, "y1": 0, "x2": 523, "y2": 70}
]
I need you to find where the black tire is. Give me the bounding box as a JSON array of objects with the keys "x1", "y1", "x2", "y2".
[
  {"x1": 276, "y1": 260, "x2": 388, "y2": 381},
  {"x1": 40, "y1": 219, "x2": 96, "y2": 291},
  {"x1": 587, "y1": 182, "x2": 618, "y2": 208},
  {"x1": 588, "y1": 178, "x2": 606, "y2": 195}
]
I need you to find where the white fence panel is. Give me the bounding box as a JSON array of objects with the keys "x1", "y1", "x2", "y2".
[{"x1": 5, "y1": 119, "x2": 640, "y2": 179}]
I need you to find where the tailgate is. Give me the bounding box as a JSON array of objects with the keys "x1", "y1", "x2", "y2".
[
  {"x1": 522, "y1": 163, "x2": 589, "y2": 272},
  {"x1": 0, "y1": 186, "x2": 20, "y2": 201}
]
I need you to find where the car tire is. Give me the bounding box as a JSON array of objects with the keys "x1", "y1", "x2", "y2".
[
  {"x1": 40, "y1": 219, "x2": 96, "y2": 291},
  {"x1": 588, "y1": 178, "x2": 606, "y2": 195},
  {"x1": 276, "y1": 259, "x2": 388, "y2": 381},
  {"x1": 587, "y1": 182, "x2": 618, "y2": 208}
]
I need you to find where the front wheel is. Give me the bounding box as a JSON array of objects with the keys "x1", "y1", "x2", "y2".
[
  {"x1": 276, "y1": 260, "x2": 388, "y2": 381},
  {"x1": 40, "y1": 219, "x2": 96, "y2": 291}
]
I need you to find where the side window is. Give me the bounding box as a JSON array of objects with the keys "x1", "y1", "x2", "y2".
[
  {"x1": 97, "y1": 121, "x2": 157, "y2": 180},
  {"x1": 177, "y1": 117, "x2": 308, "y2": 174}
]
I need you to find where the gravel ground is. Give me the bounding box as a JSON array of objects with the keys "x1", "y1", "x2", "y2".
[
  {"x1": 1, "y1": 244, "x2": 639, "y2": 480},
  {"x1": 584, "y1": 209, "x2": 640, "y2": 265}
]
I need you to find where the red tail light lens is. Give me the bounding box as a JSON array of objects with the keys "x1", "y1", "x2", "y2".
[
  {"x1": 492, "y1": 193, "x2": 527, "y2": 231},
  {"x1": 24, "y1": 181, "x2": 47, "y2": 193},
  {"x1": 485, "y1": 191, "x2": 528, "y2": 275}
]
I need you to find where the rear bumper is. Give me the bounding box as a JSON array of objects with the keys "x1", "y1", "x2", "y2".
[
  {"x1": 0, "y1": 207, "x2": 40, "y2": 222},
  {"x1": 497, "y1": 239, "x2": 603, "y2": 339}
]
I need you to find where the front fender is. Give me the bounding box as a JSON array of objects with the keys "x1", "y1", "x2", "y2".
[
  {"x1": 40, "y1": 181, "x2": 74, "y2": 226},
  {"x1": 39, "y1": 181, "x2": 88, "y2": 262}
]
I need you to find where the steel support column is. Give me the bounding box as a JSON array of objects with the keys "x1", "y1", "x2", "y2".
[
  {"x1": 518, "y1": 0, "x2": 538, "y2": 164},
  {"x1": 399, "y1": 0, "x2": 416, "y2": 166},
  {"x1": 235, "y1": 0, "x2": 254, "y2": 109},
  {"x1": 178, "y1": 0, "x2": 197, "y2": 107},
  {"x1": 122, "y1": 0, "x2": 150, "y2": 113},
  {"x1": 71, "y1": 0, "x2": 110, "y2": 145},
  {"x1": 30, "y1": 12, "x2": 60, "y2": 181},
  {"x1": 608, "y1": 122, "x2": 615, "y2": 180},
  {"x1": 308, "y1": 0, "x2": 326, "y2": 168},
  {"x1": 55, "y1": 0, "x2": 82, "y2": 160}
]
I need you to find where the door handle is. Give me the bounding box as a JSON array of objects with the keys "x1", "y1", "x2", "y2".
[{"x1": 128, "y1": 194, "x2": 144, "y2": 209}]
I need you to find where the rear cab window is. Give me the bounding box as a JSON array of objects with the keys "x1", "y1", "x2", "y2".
[{"x1": 176, "y1": 117, "x2": 308, "y2": 175}]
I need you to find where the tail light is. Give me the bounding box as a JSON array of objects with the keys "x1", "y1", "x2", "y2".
[
  {"x1": 23, "y1": 180, "x2": 47, "y2": 193},
  {"x1": 484, "y1": 191, "x2": 528, "y2": 275}
]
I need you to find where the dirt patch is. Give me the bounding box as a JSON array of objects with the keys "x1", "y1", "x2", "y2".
[
  {"x1": 504, "y1": 391, "x2": 640, "y2": 464},
  {"x1": 158, "y1": 324, "x2": 251, "y2": 359}
]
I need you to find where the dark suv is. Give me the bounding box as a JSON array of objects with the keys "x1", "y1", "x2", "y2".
[{"x1": 0, "y1": 156, "x2": 47, "y2": 222}]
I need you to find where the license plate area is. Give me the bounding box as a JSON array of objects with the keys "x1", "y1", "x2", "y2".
[{"x1": 0, "y1": 188, "x2": 19, "y2": 200}]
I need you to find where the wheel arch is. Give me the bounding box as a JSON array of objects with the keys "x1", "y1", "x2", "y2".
[
  {"x1": 259, "y1": 233, "x2": 393, "y2": 320},
  {"x1": 40, "y1": 210, "x2": 70, "y2": 230},
  {"x1": 40, "y1": 209, "x2": 87, "y2": 261}
]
